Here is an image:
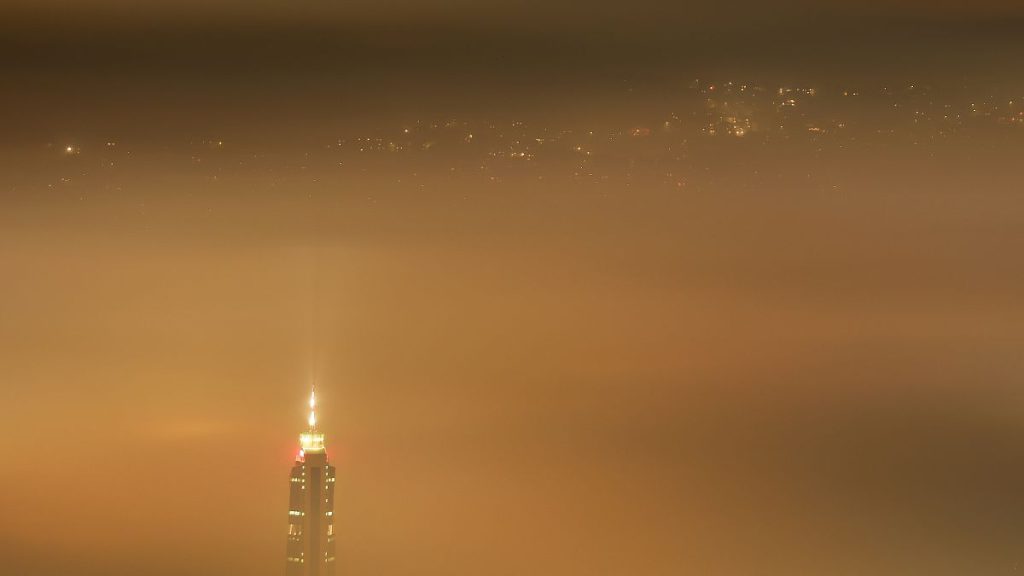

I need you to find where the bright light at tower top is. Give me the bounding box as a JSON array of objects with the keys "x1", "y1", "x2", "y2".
[
  {"x1": 299, "y1": 386, "x2": 326, "y2": 455},
  {"x1": 308, "y1": 386, "x2": 317, "y2": 429}
]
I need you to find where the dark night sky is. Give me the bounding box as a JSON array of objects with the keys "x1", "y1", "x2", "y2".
[{"x1": 3, "y1": 2, "x2": 1023, "y2": 143}]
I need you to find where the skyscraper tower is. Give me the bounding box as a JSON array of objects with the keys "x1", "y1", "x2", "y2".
[{"x1": 285, "y1": 388, "x2": 337, "y2": 575}]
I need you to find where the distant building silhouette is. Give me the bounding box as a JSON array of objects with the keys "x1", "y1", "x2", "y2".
[{"x1": 285, "y1": 389, "x2": 337, "y2": 575}]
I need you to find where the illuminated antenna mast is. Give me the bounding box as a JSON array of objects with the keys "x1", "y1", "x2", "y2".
[
  {"x1": 308, "y1": 387, "x2": 317, "y2": 429},
  {"x1": 300, "y1": 385, "x2": 325, "y2": 453}
]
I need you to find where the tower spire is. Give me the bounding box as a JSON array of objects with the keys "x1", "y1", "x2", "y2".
[
  {"x1": 299, "y1": 386, "x2": 326, "y2": 453},
  {"x1": 308, "y1": 386, "x2": 317, "y2": 430},
  {"x1": 286, "y1": 386, "x2": 337, "y2": 574}
]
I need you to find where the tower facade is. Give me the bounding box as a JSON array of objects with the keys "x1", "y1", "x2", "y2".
[{"x1": 285, "y1": 390, "x2": 337, "y2": 576}]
